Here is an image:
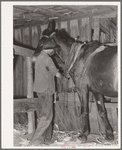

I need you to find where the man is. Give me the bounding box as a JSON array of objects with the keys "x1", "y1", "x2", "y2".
[{"x1": 31, "y1": 49, "x2": 61, "y2": 145}]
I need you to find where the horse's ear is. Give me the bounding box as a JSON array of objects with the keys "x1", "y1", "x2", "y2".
[{"x1": 47, "y1": 19, "x2": 56, "y2": 32}]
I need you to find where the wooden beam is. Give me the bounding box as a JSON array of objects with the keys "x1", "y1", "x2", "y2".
[
  {"x1": 13, "y1": 45, "x2": 34, "y2": 57},
  {"x1": 93, "y1": 11, "x2": 117, "y2": 18},
  {"x1": 14, "y1": 98, "x2": 118, "y2": 113},
  {"x1": 14, "y1": 9, "x2": 117, "y2": 29},
  {"x1": 14, "y1": 98, "x2": 38, "y2": 113}
]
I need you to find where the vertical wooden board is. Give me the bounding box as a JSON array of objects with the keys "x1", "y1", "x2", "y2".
[
  {"x1": 55, "y1": 101, "x2": 69, "y2": 131},
  {"x1": 14, "y1": 55, "x2": 23, "y2": 98},
  {"x1": 28, "y1": 26, "x2": 37, "y2": 133},
  {"x1": 14, "y1": 28, "x2": 22, "y2": 43},
  {"x1": 60, "y1": 21, "x2": 68, "y2": 31},
  {"x1": 70, "y1": 19, "x2": 79, "y2": 38},
  {"x1": 93, "y1": 18, "x2": 100, "y2": 41},
  {"x1": 67, "y1": 20, "x2": 70, "y2": 35},
  {"x1": 66, "y1": 93, "x2": 81, "y2": 131},
  {"x1": 19, "y1": 56, "x2": 23, "y2": 97},
  {"x1": 89, "y1": 103, "x2": 101, "y2": 134},
  {"x1": 78, "y1": 18, "x2": 82, "y2": 41},
  {"x1": 78, "y1": 17, "x2": 92, "y2": 42},
  {"x1": 26, "y1": 57, "x2": 35, "y2": 133},
  {"x1": 56, "y1": 22, "x2": 60, "y2": 30},
  {"x1": 37, "y1": 25, "x2": 41, "y2": 41},
  {"x1": 22, "y1": 27, "x2": 30, "y2": 46},
  {"x1": 62, "y1": 79, "x2": 68, "y2": 105},
  {"x1": 86, "y1": 17, "x2": 92, "y2": 42},
  {"x1": 14, "y1": 28, "x2": 22, "y2": 98},
  {"x1": 106, "y1": 108, "x2": 114, "y2": 130},
  {"x1": 22, "y1": 27, "x2": 30, "y2": 98},
  {"x1": 100, "y1": 32, "x2": 105, "y2": 43},
  {"x1": 41, "y1": 24, "x2": 48, "y2": 37},
  {"x1": 14, "y1": 56, "x2": 19, "y2": 97},
  {"x1": 81, "y1": 18, "x2": 87, "y2": 42},
  {"x1": 83, "y1": 18, "x2": 90, "y2": 42},
  {"x1": 22, "y1": 56, "x2": 27, "y2": 97},
  {"x1": 31, "y1": 26, "x2": 39, "y2": 48},
  {"x1": 111, "y1": 108, "x2": 118, "y2": 132}
]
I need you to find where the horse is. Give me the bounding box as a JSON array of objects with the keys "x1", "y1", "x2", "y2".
[{"x1": 35, "y1": 20, "x2": 118, "y2": 142}]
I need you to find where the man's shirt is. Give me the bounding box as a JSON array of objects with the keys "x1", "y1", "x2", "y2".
[{"x1": 33, "y1": 51, "x2": 58, "y2": 93}]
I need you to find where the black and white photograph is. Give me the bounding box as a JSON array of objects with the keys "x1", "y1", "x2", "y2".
[{"x1": 1, "y1": 1, "x2": 121, "y2": 149}]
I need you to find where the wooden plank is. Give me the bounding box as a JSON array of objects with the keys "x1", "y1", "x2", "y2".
[
  {"x1": 60, "y1": 21, "x2": 68, "y2": 31},
  {"x1": 19, "y1": 56, "x2": 23, "y2": 96},
  {"x1": 93, "y1": 11, "x2": 117, "y2": 18},
  {"x1": 14, "y1": 98, "x2": 38, "y2": 113},
  {"x1": 56, "y1": 22, "x2": 61, "y2": 30},
  {"x1": 14, "y1": 45, "x2": 34, "y2": 57},
  {"x1": 22, "y1": 27, "x2": 30, "y2": 46},
  {"x1": 86, "y1": 17, "x2": 92, "y2": 42},
  {"x1": 111, "y1": 108, "x2": 118, "y2": 132},
  {"x1": 105, "y1": 102, "x2": 118, "y2": 108},
  {"x1": 67, "y1": 102, "x2": 79, "y2": 131},
  {"x1": 14, "y1": 28, "x2": 22, "y2": 43},
  {"x1": 67, "y1": 20, "x2": 70, "y2": 35},
  {"x1": 78, "y1": 18, "x2": 82, "y2": 41},
  {"x1": 55, "y1": 102, "x2": 69, "y2": 130},
  {"x1": 14, "y1": 29, "x2": 22, "y2": 98},
  {"x1": 93, "y1": 18, "x2": 100, "y2": 41},
  {"x1": 70, "y1": 19, "x2": 79, "y2": 39},
  {"x1": 89, "y1": 102, "x2": 101, "y2": 134},
  {"x1": 81, "y1": 18, "x2": 87, "y2": 42},
  {"x1": 57, "y1": 96, "x2": 118, "y2": 108},
  {"x1": 37, "y1": 25, "x2": 41, "y2": 41},
  {"x1": 22, "y1": 27, "x2": 30, "y2": 98},
  {"x1": 26, "y1": 57, "x2": 35, "y2": 133},
  {"x1": 32, "y1": 26, "x2": 39, "y2": 48},
  {"x1": 14, "y1": 56, "x2": 20, "y2": 97},
  {"x1": 22, "y1": 56, "x2": 27, "y2": 97}
]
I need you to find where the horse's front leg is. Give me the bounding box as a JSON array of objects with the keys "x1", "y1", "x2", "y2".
[
  {"x1": 93, "y1": 93, "x2": 114, "y2": 141},
  {"x1": 77, "y1": 83, "x2": 90, "y2": 143}
]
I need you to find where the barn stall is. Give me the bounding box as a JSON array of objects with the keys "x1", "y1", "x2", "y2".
[{"x1": 13, "y1": 4, "x2": 118, "y2": 147}]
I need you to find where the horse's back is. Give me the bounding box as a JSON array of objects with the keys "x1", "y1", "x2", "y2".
[{"x1": 86, "y1": 46, "x2": 118, "y2": 97}]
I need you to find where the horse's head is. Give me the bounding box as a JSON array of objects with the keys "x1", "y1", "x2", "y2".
[
  {"x1": 32, "y1": 35, "x2": 59, "y2": 64},
  {"x1": 41, "y1": 20, "x2": 73, "y2": 60},
  {"x1": 42, "y1": 20, "x2": 75, "y2": 44},
  {"x1": 42, "y1": 20, "x2": 85, "y2": 45}
]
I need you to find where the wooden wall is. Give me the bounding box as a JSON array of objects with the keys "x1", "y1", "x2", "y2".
[{"x1": 14, "y1": 16, "x2": 117, "y2": 133}]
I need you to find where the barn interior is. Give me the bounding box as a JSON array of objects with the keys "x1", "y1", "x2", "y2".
[{"x1": 13, "y1": 4, "x2": 118, "y2": 147}]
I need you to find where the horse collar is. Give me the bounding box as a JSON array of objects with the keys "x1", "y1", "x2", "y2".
[
  {"x1": 42, "y1": 35, "x2": 50, "y2": 38},
  {"x1": 50, "y1": 32, "x2": 56, "y2": 38}
]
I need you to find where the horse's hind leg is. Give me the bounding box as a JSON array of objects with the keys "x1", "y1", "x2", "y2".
[
  {"x1": 93, "y1": 93, "x2": 114, "y2": 141},
  {"x1": 77, "y1": 85, "x2": 90, "y2": 142}
]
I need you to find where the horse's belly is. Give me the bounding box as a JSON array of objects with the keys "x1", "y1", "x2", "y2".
[
  {"x1": 90, "y1": 79, "x2": 118, "y2": 97},
  {"x1": 87, "y1": 50, "x2": 118, "y2": 97}
]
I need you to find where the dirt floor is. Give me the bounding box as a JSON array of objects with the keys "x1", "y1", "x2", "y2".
[{"x1": 14, "y1": 123, "x2": 119, "y2": 148}]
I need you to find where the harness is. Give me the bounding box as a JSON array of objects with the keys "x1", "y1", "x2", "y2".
[
  {"x1": 65, "y1": 42, "x2": 85, "y2": 72},
  {"x1": 44, "y1": 32, "x2": 85, "y2": 73}
]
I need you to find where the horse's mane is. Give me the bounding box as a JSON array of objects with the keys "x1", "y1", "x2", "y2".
[
  {"x1": 56, "y1": 29, "x2": 86, "y2": 44},
  {"x1": 56, "y1": 29, "x2": 75, "y2": 44}
]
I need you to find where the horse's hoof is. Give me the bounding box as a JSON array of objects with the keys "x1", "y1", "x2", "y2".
[
  {"x1": 78, "y1": 134, "x2": 87, "y2": 143},
  {"x1": 105, "y1": 133, "x2": 114, "y2": 141}
]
